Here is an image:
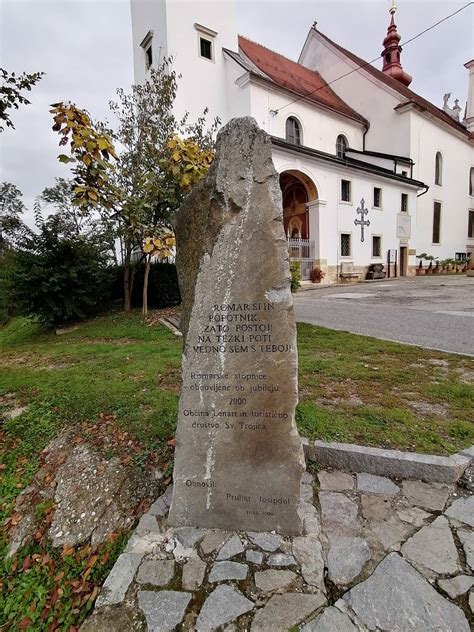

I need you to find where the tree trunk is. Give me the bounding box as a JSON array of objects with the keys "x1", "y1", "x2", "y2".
[
  {"x1": 124, "y1": 260, "x2": 132, "y2": 312},
  {"x1": 143, "y1": 257, "x2": 151, "y2": 316}
]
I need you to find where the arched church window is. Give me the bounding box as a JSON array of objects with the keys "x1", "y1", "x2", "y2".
[
  {"x1": 469, "y1": 167, "x2": 474, "y2": 196},
  {"x1": 435, "y1": 152, "x2": 443, "y2": 185},
  {"x1": 286, "y1": 117, "x2": 302, "y2": 145},
  {"x1": 283, "y1": 183, "x2": 308, "y2": 209},
  {"x1": 336, "y1": 134, "x2": 348, "y2": 158}
]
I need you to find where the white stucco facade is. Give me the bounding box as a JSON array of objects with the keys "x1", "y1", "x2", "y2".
[{"x1": 130, "y1": 0, "x2": 474, "y2": 282}]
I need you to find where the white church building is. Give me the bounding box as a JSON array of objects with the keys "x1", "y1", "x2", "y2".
[{"x1": 131, "y1": 0, "x2": 474, "y2": 282}]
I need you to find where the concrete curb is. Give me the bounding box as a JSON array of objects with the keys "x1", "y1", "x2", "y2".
[{"x1": 301, "y1": 438, "x2": 472, "y2": 484}]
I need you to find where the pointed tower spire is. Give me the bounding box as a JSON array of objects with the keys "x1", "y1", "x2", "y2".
[{"x1": 381, "y1": 1, "x2": 412, "y2": 86}]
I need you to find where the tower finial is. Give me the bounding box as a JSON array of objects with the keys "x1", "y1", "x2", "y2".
[
  {"x1": 381, "y1": 1, "x2": 412, "y2": 86},
  {"x1": 390, "y1": 0, "x2": 397, "y2": 16}
]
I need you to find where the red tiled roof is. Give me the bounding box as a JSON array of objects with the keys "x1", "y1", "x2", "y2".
[
  {"x1": 238, "y1": 35, "x2": 367, "y2": 125},
  {"x1": 314, "y1": 28, "x2": 470, "y2": 138}
]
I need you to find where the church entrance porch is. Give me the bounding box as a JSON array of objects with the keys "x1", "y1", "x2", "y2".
[{"x1": 280, "y1": 170, "x2": 318, "y2": 280}]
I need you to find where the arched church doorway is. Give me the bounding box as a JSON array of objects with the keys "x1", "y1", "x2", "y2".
[{"x1": 280, "y1": 170, "x2": 318, "y2": 239}]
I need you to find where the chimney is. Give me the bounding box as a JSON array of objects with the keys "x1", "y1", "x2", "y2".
[{"x1": 465, "y1": 60, "x2": 474, "y2": 133}]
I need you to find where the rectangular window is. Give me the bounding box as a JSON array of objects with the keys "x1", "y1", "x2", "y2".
[
  {"x1": 200, "y1": 37, "x2": 212, "y2": 60},
  {"x1": 468, "y1": 210, "x2": 474, "y2": 238},
  {"x1": 340, "y1": 233, "x2": 351, "y2": 257},
  {"x1": 401, "y1": 170, "x2": 408, "y2": 177},
  {"x1": 433, "y1": 202, "x2": 441, "y2": 244},
  {"x1": 372, "y1": 235, "x2": 382, "y2": 257},
  {"x1": 373, "y1": 187, "x2": 382, "y2": 208},
  {"x1": 341, "y1": 180, "x2": 351, "y2": 202},
  {"x1": 401, "y1": 193, "x2": 408, "y2": 212}
]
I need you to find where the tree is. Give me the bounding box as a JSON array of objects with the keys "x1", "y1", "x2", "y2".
[
  {"x1": 1, "y1": 68, "x2": 44, "y2": 132},
  {"x1": 0, "y1": 182, "x2": 32, "y2": 251},
  {"x1": 142, "y1": 231, "x2": 175, "y2": 315},
  {"x1": 51, "y1": 57, "x2": 217, "y2": 313}
]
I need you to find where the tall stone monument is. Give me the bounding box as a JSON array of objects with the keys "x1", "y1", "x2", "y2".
[{"x1": 169, "y1": 117, "x2": 305, "y2": 534}]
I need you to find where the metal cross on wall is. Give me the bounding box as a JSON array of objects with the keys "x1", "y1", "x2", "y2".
[{"x1": 354, "y1": 198, "x2": 370, "y2": 242}]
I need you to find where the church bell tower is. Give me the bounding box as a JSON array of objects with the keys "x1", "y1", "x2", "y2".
[{"x1": 381, "y1": 1, "x2": 413, "y2": 87}]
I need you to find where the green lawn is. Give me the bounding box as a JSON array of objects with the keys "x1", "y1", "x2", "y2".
[{"x1": 1, "y1": 312, "x2": 472, "y2": 630}]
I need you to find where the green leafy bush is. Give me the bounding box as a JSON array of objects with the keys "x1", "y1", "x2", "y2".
[
  {"x1": 0, "y1": 249, "x2": 19, "y2": 324},
  {"x1": 110, "y1": 262, "x2": 181, "y2": 309},
  {"x1": 290, "y1": 260, "x2": 301, "y2": 293},
  {"x1": 13, "y1": 227, "x2": 112, "y2": 328}
]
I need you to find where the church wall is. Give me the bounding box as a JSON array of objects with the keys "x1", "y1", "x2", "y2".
[
  {"x1": 409, "y1": 111, "x2": 474, "y2": 262},
  {"x1": 247, "y1": 82, "x2": 364, "y2": 155},
  {"x1": 130, "y1": 0, "x2": 168, "y2": 86},
  {"x1": 299, "y1": 32, "x2": 412, "y2": 158}
]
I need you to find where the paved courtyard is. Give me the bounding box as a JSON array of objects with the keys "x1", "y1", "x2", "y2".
[
  {"x1": 83, "y1": 465, "x2": 473, "y2": 631},
  {"x1": 293, "y1": 276, "x2": 474, "y2": 356}
]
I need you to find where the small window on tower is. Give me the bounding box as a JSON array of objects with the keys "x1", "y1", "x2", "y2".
[
  {"x1": 140, "y1": 30, "x2": 154, "y2": 72},
  {"x1": 145, "y1": 44, "x2": 153, "y2": 69},
  {"x1": 341, "y1": 179, "x2": 351, "y2": 203},
  {"x1": 200, "y1": 37, "x2": 213, "y2": 60},
  {"x1": 373, "y1": 187, "x2": 382, "y2": 209}
]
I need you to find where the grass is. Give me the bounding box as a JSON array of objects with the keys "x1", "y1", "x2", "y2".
[{"x1": 0, "y1": 312, "x2": 473, "y2": 629}]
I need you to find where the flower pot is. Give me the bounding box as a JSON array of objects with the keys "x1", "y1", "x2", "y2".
[{"x1": 415, "y1": 268, "x2": 425, "y2": 276}]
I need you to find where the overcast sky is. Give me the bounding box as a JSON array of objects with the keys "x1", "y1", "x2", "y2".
[{"x1": 1, "y1": 0, "x2": 472, "y2": 225}]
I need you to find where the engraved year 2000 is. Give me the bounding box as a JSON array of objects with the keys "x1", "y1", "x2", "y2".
[{"x1": 230, "y1": 397, "x2": 247, "y2": 405}]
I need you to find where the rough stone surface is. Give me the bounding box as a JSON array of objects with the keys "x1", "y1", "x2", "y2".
[
  {"x1": 216, "y1": 534, "x2": 245, "y2": 560},
  {"x1": 267, "y1": 553, "x2": 296, "y2": 567},
  {"x1": 360, "y1": 494, "x2": 393, "y2": 521},
  {"x1": 298, "y1": 502, "x2": 320, "y2": 536},
  {"x1": 402, "y1": 480, "x2": 451, "y2": 511},
  {"x1": 401, "y1": 516, "x2": 460, "y2": 576},
  {"x1": 317, "y1": 470, "x2": 354, "y2": 492},
  {"x1": 365, "y1": 516, "x2": 411, "y2": 552},
  {"x1": 301, "y1": 606, "x2": 358, "y2": 632},
  {"x1": 208, "y1": 560, "x2": 248, "y2": 582},
  {"x1": 458, "y1": 529, "x2": 474, "y2": 570},
  {"x1": 357, "y1": 472, "x2": 400, "y2": 495},
  {"x1": 135, "y1": 514, "x2": 160, "y2": 535},
  {"x1": 445, "y1": 495, "x2": 474, "y2": 527},
  {"x1": 174, "y1": 527, "x2": 205, "y2": 548},
  {"x1": 319, "y1": 492, "x2": 360, "y2": 534},
  {"x1": 149, "y1": 485, "x2": 173, "y2": 517},
  {"x1": 196, "y1": 585, "x2": 254, "y2": 631},
  {"x1": 182, "y1": 554, "x2": 207, "y2": 591},
  {"x1": 254, "y1": 569, "x2": 296, "y2": 592},
  {"x1": 169, "y1": 118, "x2": 305, "y2": 534},
  {"x1": 136, "y1": 560, "x2": 175, "y2": 586},
  {"x1": 200, "y1": 530, "x2": 229, "y2": 555},
  {"x1": 327, "y1": 536, "x2": 370, "y2": 586},
  {"x1": 246, "y1": 549, "x2": 264, "y2": 565},
  {"x1": 80, "y1": 604, "x2": 142, "y2": 631},
  {"x1": 137, "y1": 590, "x2": 191, "y2": 632},
  {"x1": 248, "y1": 532, "x2": 281, "y2": 552},
  {"x1": 292, "y1": 535, "x2": 325, "y2": 590},
  {"x1": 95, "y1": 553, "x2": 142, "y2": 607},
  {"x1": 314, "y1": 441, "x2": 469, "y2": 483},
  {"x1": 438, "y1": 575, "x2": 474, "y2": 598},
  {"x1": 344, "y1": 553, "x2": 469, "y2": 631},
  {"x1": 251, "y1": 593, "x2": 326, "y2": 631},
  {"x1": 396, "y1": 506, "x2": 432, "y2": 527}
]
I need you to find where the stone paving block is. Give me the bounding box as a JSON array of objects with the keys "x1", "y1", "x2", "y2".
[
  {"x1": 200, "y1": 530, "x2": 229, "y2": 555},
  {"x1": 445, "y1": 495, "x2": 474, "y2": 527},
  {"x1": 208, "y1": 560, "x2": 248, "y2": 582},
  {"x1": 298, "y1": 501, "x2": 321, "y2": 536},
  {"x1": 438, "y1": 575, "x2": 474, "y2": 598},
  {"x1": 357, "y1": 473, "x2": 399, "y2": 495},
  {"x1": 267, "y1": 553, "x2": 296, "y2": 567},
  {"x1": 314, "y1": 441, "x2": 470, "y2": 483},
  {"x1": 136, "y1": 559, "x2": 175, "y2": 586},
  {"x1": 300, "y1": 483, "x2": 314, "y2": 502},
  {"x1": 138, "y1": 590, "x2": 191, "y2": 632},
  {"x1": 365, "y1": 516, "x2": 411, "y2": 552},
  {"x1": 196, "y1": 585, "x2": 254, "y2": 631},
  {"x1": 96, "y1": 553, "x2": 143, "y2": 607},
  {"x1": 343, "y1": 553, "x2": 469, "y2": 631},
  {"x1": 319, "y1": 492, "x2": 360, "y2": 534},
  {"x1": 327, "y1": 536, "x2": 370, "y2": 586},
  {"x1": 317, "y1": 470, "x2": 354, "y2": 492},
  {"x1": 250, "y1": 592, "x2": 326, "y2": 632},
  {"x1": 247, "y1": 532, "x2": 281, "y2": 552},
  {"x1": 396, "y1": 506, "x2": 432, "y2": 527},
  {"x1": 457, "y1": 530, "x2": 474, "y2": 570},
  {"x1": 135, "y1": 514, "x2": 160, "y2": 535},
  {"x1": 459, "y1": 445, "x2": 474, "y2": 463},
  {"x1": 401, "y1": 516, "x2": 460, "y2": 577},
  {"x1": 360, "y1": 494, "x2": 393, "y2": 521},
  {"x1": 182, "y1": 554, "x2": 206, "y2": 591},
  {"x1": 246, "y1": 549, "x2": 264, "y2": 565},
  {"x1": 302, "y1": 471, "x2": 314, "y2": 485},
  {"x1": 124, "y1": 532, "x2": 167, "y2": 555},
  {"x1": 301, "y1": 606, "x2": 358, "y2": 632},
  {"x1": 402, "y1": 480, "x2": 451, "y2": 511},
  {"x1": 469, "y1": 591, "x2": 474, "y2": 614},
  {"x1": 292, "y1": 534, "x2": 325, "y2": 590},
  {"x1": 254, "y1": 569, "x2": 296, "y2": 592},
  {"x1": 216, "y1": 534, "x2": 245, "y2": 560},
  {"x1": 174, "y1": 527, "x2": 206, "y2": 548}
]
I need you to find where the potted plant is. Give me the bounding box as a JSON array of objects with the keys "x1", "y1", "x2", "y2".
[
  {"x1": 425, "y1": 255, "x2": 435, "y2": 274},
  {"x1": 432, "y1": 258, "x2": 440, "y2": 274},
  {"x1": 310, "y1": 266, "x2": 326, "y2": 283},
  {"x1": 416, "y1": 253, "x2": 427, "y2": 275}
]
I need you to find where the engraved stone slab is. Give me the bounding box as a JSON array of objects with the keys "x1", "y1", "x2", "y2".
[{"x1": 169, "y1": 118, "x2": 304, "y2": 534}]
